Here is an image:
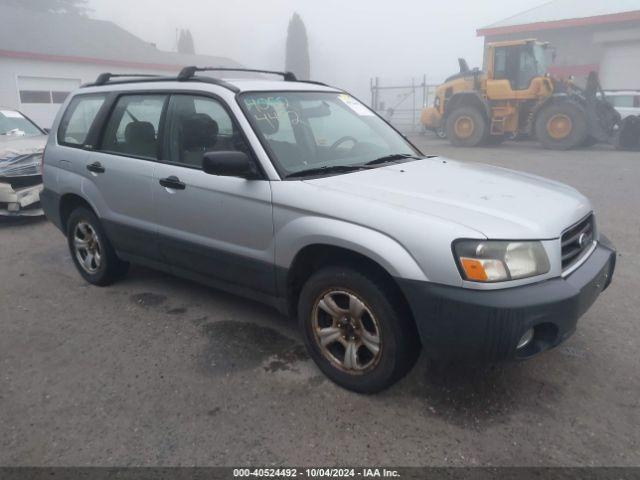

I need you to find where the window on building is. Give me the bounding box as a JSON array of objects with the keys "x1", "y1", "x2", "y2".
[
  {"x1": 19, "y1": 90, "x2": 52, "y2": 104},
  {"x1": 17, "y1": 76, "x2": 79, "y2": 105},
  {"x1": 52, "y1": 91, "x2": 71, "y2": 104}
]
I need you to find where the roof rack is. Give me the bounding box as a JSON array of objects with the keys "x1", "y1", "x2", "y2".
[
  {"x1": 93, "y1": 73, "x2": 162, "y2": 86},
  {"x1": 83, "y1": 68, "x2": 328, "y2": 92},
  {"x1": 83, "y1": 72, "x2": 241, "y2": 92},
  {"x1": 178, "y1": 66, "x2": 298, "y2": 82}
]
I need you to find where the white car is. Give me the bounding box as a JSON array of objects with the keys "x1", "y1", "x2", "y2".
[
  {"x1": 0, "y1": 108, "x2": 47, "y2": 216},
  {"x1": 605, "y1": 91, "x2": 640, "y2": 119}
]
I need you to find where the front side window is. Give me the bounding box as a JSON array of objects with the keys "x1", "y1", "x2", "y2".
[
  {"x1": 0, "y1": 109, "x2": 42, "y2": 136},
  {"x1": 240, "y1": 92, "x2": 417, "y2": 176},
  {"x1": 164, "y1": 95, "x2": 250, "y2": 168},
  {"x1": 101, "y1": 94, "x2": 167, "y2": 159},
  {"x1": 58, "y1": 94, "x2": 106, "y2": 146}
]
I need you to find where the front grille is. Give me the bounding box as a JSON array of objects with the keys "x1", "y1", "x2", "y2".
[{"x1": 561, "y1": 214, "x2": 595, "y2": 271}]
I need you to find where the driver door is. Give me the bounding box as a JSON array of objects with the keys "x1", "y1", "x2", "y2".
[{"x1": 153, "y1": 94, "x2": 275, "y2": 295}]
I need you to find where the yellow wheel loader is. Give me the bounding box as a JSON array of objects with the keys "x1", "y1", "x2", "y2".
[{"x1": 421, "y1": 39, "x2": 640, "y2": 150}]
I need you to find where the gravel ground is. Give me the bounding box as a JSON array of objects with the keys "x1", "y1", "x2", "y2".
[{"x1": 1, "y1": 136, "x2": 638, "y2": 466}]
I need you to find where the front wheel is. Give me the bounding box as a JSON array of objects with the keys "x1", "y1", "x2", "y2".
[
  {"x1": 445, "y1": 107, "x2": 488, "y2": 147},
  {"x1": 298, "y1": 266, "x2": 420, "y2": 393}
]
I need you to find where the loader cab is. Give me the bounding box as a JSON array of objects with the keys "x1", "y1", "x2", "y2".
[{"x1": 485, "y1": 40, "x2": 552, "y2": 98}]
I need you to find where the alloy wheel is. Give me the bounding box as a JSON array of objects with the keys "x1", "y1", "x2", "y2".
[
  {"x1": 312, "y1": 289, "x2": 382, "y2": 373},
  {"x1": 73, "y1": 221, "x2": 102, "y2": 274}
]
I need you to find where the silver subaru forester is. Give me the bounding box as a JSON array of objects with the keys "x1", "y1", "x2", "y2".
[{"x1": 41, "y1": 68, "x2": 616, "y2": 393}]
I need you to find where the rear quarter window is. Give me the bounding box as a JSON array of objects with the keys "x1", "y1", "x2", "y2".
[{"x1": 58, "y1": 94, "x2": 106, "y2": 147}]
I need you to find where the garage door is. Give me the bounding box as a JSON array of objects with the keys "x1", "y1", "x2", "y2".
[
  {"x1": 17, "y1": 76, "x2": 81, "y2": 129},
  {"x1": 600, "y1": 41, "x2": 640, "y2": 90}
]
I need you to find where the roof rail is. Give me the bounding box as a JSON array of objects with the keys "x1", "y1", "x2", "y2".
[
  {"x1": 92, "y1": 73, "x2": 162, "y2": 86},
  {"x1": 82, "y1": 72, "x2": 241, "y2": 92},
  {"x1": 178, "y1": 66, "x2": 298, "y2": 82}
]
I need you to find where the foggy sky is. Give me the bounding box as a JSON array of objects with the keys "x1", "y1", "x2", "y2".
[{"x1": 89, "y1": 0, "x2": 545, "y2": 99}]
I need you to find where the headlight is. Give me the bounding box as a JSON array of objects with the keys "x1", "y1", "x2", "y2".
[{"x1": 453, "y1": 240, "x2": 550, "y2": 282}]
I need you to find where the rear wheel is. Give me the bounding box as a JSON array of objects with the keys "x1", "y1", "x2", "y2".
[
  {"x1": 445, "y1": 107, "x2": 487, "y2": 147},
  {"x1": 67, "y1": 207, "x2": 129, "y2": 286},
  {"x1": 298, "y1": 266, "x2": 420, "y2": 393},
  {"x1": 535, "y1": 102, "x2": 588, "y2": 150}
]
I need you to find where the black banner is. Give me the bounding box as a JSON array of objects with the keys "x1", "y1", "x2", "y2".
[{"x1": 1, "y1": 468, "x2": 639, "y2": 480}]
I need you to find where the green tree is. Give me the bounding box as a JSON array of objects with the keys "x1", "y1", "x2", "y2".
[
  {"x1": 285, "y1": 12, "x2": 310, "y2": 80},
  {"x1": 177, "y1": 29, "x2": 196, "y2": 55},
  {"x1": 2, "y1": 0, "x2": 89, "y2": 14}
]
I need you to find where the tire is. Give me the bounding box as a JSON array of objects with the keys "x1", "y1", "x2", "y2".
[
  {"x1": 445, "y1": 106, "x2": 488, "y2": 147},
  {"x1": 534, "y1": 102, "x2": 588, "y2": 150},
  {"x1": 66, "y1": 207, "x2": 129, "y2": 286},
  {"x1": 298, "y1": 266, "x2": 420, "y2": 393},
  {"x1": 435, "y1": 127, "x2": 447, "y2": 139}
]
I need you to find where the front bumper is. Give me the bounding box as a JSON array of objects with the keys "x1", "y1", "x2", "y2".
[
  {"x1": 398, "y1": 236, "x2": 616, "y2": 362},
  {"x1": 0, "y1": 181, "x2": 43, "y2": 217}
]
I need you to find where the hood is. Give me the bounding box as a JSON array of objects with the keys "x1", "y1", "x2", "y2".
[
  {"x1": 303, "y1": 157, "x2": 591, "y2": 239},
  {"x1": 0, "y1": 134, "x2": 46, "y2": 178}
]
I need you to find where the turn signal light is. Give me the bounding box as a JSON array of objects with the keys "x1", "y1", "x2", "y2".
[{"x1": 460, "y1": 258, "x2": 488, "y2": 281}]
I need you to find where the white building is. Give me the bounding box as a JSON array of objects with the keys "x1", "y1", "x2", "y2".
[{"x1": 0, "y1": 5, "x2": 241, "y2": 128}]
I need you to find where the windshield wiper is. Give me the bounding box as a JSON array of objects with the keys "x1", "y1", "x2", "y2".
[
  {"x1": 285, "y1": 164, "x2": 373, "y2": 179},
  {"x1": 365, "y1": 153, "x2": 423, "y2": 166}
]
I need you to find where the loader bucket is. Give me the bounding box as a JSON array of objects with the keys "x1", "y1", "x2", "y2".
[{"x1": 616, "y1": 116, "x2": 640, "y2": 151}]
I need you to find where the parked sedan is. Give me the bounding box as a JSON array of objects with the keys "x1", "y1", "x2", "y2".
[{"x1": 0, "y1": 108, "x2": 47, "y2": 216}]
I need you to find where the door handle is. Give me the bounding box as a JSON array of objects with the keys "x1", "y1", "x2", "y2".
[
  {"x1": 159, "y1": 175, "x2": 186, "y2": 190},
  {"x1": 86, "y1": 162, "x2": 105, "y2": 174}
]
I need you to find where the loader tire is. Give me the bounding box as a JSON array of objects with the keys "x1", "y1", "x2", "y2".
[
  {"x1": 535, "y1": 102, "x2": 588, "y2": 150},
  {"x1": 446, "y1": 107, "x2": 487, "y2": 147},
  {"x1": 615, "y1": 116, "x2": 640, "y2": 151}
]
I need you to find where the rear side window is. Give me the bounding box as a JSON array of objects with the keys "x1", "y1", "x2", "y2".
[
  {"x1": 101, "y1": 94, "x2": 167, "y2": 159},
  {"x1": 58, "y1": 94, "x2": 106, "y2": 147}
]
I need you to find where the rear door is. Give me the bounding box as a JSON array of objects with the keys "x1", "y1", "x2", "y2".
[
  {"x1": 85, "y1": 93, "x2": 168, "y2": 261},
  {"x1": 152, "y1": 93, "x2": 275, "y2": 295}
]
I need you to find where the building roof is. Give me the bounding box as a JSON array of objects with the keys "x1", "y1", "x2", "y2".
[
  {"x1": 478, "y1": 0, "x2": 640, "y2": 36},
  {"x1": 0, "y1": 5, "x2": 240, "y2": 71}
]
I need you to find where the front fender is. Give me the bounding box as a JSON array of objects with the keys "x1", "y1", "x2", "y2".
[{"x1": 274, "y1": 215, "x2": 429, "y2": 282}]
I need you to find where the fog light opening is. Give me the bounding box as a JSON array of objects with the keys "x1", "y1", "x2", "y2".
[{"x1": 517, "y1": 328, "x2": 534, "y2": 350}]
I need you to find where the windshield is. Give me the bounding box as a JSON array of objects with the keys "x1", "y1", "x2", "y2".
[
  {"x1": 239, "y1": 91, "x2": 418, "y2": 176},
  {"x1": 0, "y1": 110, "x2": 42, "y2": 136}
]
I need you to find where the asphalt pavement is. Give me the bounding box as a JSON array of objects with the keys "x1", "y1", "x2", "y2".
[{"x1": 1, "y1": 136, "x2": 638, "y2": 466}]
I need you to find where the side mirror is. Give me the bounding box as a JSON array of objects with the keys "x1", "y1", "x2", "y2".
[{"x1": 202, "y1": 151, "x2": 260, "y2": 179}]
